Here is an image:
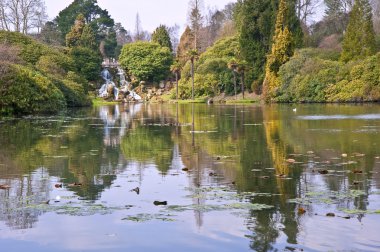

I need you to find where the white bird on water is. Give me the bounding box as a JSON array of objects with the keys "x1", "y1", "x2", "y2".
[{"x1": 293, "y1": 108, "x2": 297, "y2": 112}]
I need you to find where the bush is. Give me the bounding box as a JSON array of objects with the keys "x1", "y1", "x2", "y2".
[
  {"x1": 69, "y1": 46, "x2": 102, "y2": 82},
  {"x1": 178, "y1": 36, "x2": 239, "y2": 98},
  {"x1": 119, "y1": 42, "x2": 173, "y2": 83},
  {"x1": 275, "y1": 48, "x2": 380, "y2": 102},
  {"x1": 52, "y1": 76, "x2": 91, "y2": 107},
  {"x1": 0, "y1": 63, "x2": 66, "y2": 114},
  {"x1": 0, "y1": 31, "x2": 92, "y2": 114}
]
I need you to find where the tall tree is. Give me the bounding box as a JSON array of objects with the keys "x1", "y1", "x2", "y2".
[
  {"x1": 65, "y1": 13, "x2": 85, "y2": 48},
  {"x1": 177, "y1": 26, "x2": 195, "y2": 66},
  {"x1": 79, "y1": 24, "x2": 97, "y2": 50},
  {"x1": 134, "y1": 12, "x2": 143, "y2": 41},
  {"x1": 152, "y1": 24, "x2": 173, "y2": 52},
  {"x1": 56, "y1": 0, "x2": 116, "y2": 56},
  {"x1": 263, "y1": 0, "x2": 294, "y2": 101},
  {"x1": 186, "y1": 49, "x2": 199, "y2": 100},
  {"x1": 170, "y1": 60, "x2": 182, "y2": 100},
  {"x1": 0, "y1": 0, "x2": 47, "y2": 34},
  {"x1": 237, "y1": 0, "x2": 302, "y2": 87},
  {"x1": 188, "y1": 0, "x2": 204, "y2": 50},
  {"x1": 340, "y1": 0, "x2": 376, "y2": 62},
  {"x1": 38, "y1": 21, "x2": 63, "y2": 45},
  {"x1": 168, "y1": 24, "x2": 180, "y2": 54},
  {"x1": 205, "y1": 8, "x2": 226, "y2": 47}
]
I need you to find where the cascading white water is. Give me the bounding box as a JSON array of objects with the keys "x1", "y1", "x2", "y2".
[
  {"x1": 99, "y1": 68, "x2": 119, "y2": 99},
  {"x1": 98, "y1": 67, "x2": 141, "y2": 101},
  {"x1": 116, "y1": 67, "x2": 142, "y2": 101}
]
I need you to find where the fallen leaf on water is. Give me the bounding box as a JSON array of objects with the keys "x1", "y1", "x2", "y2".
[
  {"x1": 298, "y1": 207, "x2": 306, "y2": 214},
  {"x1": 353, "y1": 170, "x2": 363, "y2": 174},
  {"x1": 318, "y1": 170, "x2": 329, "y2": 175}
]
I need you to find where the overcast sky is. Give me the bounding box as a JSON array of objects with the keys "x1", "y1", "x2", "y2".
[{"x1": 45, "y1": 0, "x2": 236, "y2": 33}]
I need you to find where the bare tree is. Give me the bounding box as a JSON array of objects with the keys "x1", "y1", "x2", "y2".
[
  {"x1": 168, "y1": 24, "x2": 180, "y2": 55},
  {"x1": 0, "y1": 0, "x2": 47, "y2": 34},
  {"x1": 133, "y1": 13, "x2": 150, "y2": 41},
  {"x1": 188, "y1": 0, "x2": 204, "y2": 50},
  {"x1": 371, "y1": 0, "x2": 380, "y2": 33},
  {"x1": 296, "y1": 0, "x2": 319, "y2": 25}
]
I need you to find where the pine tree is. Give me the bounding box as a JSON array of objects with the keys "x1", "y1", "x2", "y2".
[
  {"x1": 152, "y1": 25, "x2": 173, "y2": 52},
  {"x1": 263, "y1": 0, "x2": 294, "y2": 101},
  {"x1": 340, "y1": 0, "x2": 376, "y2": 62}
]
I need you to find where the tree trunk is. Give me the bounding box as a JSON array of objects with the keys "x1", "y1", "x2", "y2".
[
  {"x1": 175, "y1": 72, "x2": 179, "y2": 101},
  {"x1": 233, "y1": 71, "x2": 237, "y2": 100},
  {"x1": 240, "y1": 72, "x2": 245, "y2": 99},
  {"x1": 191, "y1": 60, "x2": 195, "y2": 100}
]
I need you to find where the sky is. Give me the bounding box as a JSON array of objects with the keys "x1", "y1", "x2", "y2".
[{"x1": 45, "y1": 0, "x2": 236, "y2": 33}]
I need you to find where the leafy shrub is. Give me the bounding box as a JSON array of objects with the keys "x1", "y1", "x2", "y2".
[
  {"x1": 179, "y1": 36, "x2": 239, "y2": 98},
  {"x1": 119, "y1": 42, "x2": 173, "y2": 83},
  {"x1": 0, "y1": 31, "x2": 92, "y2": 114},
  {"x1": 69, "y1": 46, "x2": 102, "y2": 82},
  {"x1": 0, "y1": 63, "x2": 66, "y2": 114},
  {"x1": 276, "y1": 48, "x2": 380, "y2": 102}
]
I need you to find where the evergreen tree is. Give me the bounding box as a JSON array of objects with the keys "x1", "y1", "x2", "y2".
[
  {"x1": 340, "y1": 0, "x2": 376, "y2": 62},
  {"x1": 66, "y1": 14, "x2": 86, "y2": 47},
  {"x1": 79, "y1": 24, "x2": 97, "y2": 50},
  {"x1": 56, "y1": 0, "x2": 116, "y2": 56},
  {"x1": 152, "y1": 25, "x2": 173, "y2": 52},
  {"x1": 236, "y1": 0, "x2": 302, "y2": 87},
  {"x1": 263, "y1": 0, "x2": 294, "y2": 101}
]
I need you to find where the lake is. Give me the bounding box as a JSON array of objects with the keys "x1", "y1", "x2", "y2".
[{"x1": 0, "y1": 103, "x2": 380, "y2": 252}]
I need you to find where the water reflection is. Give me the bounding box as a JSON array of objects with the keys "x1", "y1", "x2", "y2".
[{"x1": 0, "y1": 104, "x2": 380, "y2": 251}]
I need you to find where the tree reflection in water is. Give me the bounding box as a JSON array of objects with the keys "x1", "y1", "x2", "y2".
[{"x1": 0, "y1": 104, "x2": 379, "y2": 251}]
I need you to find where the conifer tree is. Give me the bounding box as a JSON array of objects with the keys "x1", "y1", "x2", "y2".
[
  {"x1": 263, "y1": 0, "x2": 294, "y2": 101},
  {"x1": 152, "y1": 25, "x2": 173, "y2": 52},
  {"x1": 79, "y1": 25, "x2": 98, "y2": 50},
  {"x1": 237, "y1": 0, "x2": 302, "y2": 88},
  {"x1": 340, "y1": 0, "x2": 376, "y2": 62},
  {"x1": 66, "y1": 14, "x2": 86, "y2": 47}
]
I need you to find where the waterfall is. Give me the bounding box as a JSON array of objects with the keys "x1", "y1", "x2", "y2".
[
  {"x1": 98, "y1": 67, "x2": 142, "y2": 101},
  {"x1": 99, "y1": 68, "x2": 119, "y2": 99}
]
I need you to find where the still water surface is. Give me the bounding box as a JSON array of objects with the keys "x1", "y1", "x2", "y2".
[{"x1": 0, "y1": 103, "x2": 380, "y2": 252}]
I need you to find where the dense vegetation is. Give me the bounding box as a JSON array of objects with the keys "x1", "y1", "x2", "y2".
[
  {"x1": 171, "y1": 0, "x2": 380, "y2": 102},
  {"x1": 2, "y1": 0, "x2": 380, "y2": 113},
  {"x1": 119, "y1": 42, "x2": 173, "y2": 83},
  {"x1": 0, "y1": 31, "x2": 90, "y2": 114}
]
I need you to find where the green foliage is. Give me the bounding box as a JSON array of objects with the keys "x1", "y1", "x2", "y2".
[
  {"x1": 56, "y1": 0, "x2": 116, "y2": 56},
  {"x1": 236, "y1": 0, "x2": 303, "y2": 87},
  {"x1": 263, "y1": 0, "x2": 295, "y2": 101},
  {"x1": 69, "y1": 46, "x2": 102, "y2": 82},
  {"x1": 152, "y1": 25, "x2": 173, "y2": 52},
  {"x1": 52, "y1": 76, "x2": 91, "y2": 107},
  {"x1": 0, "y1": 31, "x2": 91, "y2": 115},
  {"x1": 121, "y1": 127, "x2": 173, "y2": 174},
  {"x1": 340, "y1": 0, "x2": 376, "y2": 62},
  {"x1": 178, "y1": 37, "x2": 238, "y2": 98},
  {"x1": 66, "y1": 14, "x2": 86, "y2": 47},
  {"x1": 119, "y1": 42, "x2": 173, "y2": 83},
  {"x1": 0, "y1": 63, "x2": 66, "y2": 114},
  {"x1": 275, "y1": 49, "x2": 380, "y2": 102}
]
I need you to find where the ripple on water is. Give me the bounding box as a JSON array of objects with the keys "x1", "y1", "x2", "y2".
[{"x1": 297, "y1": 114, "x2": 380, "y2": 120}]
